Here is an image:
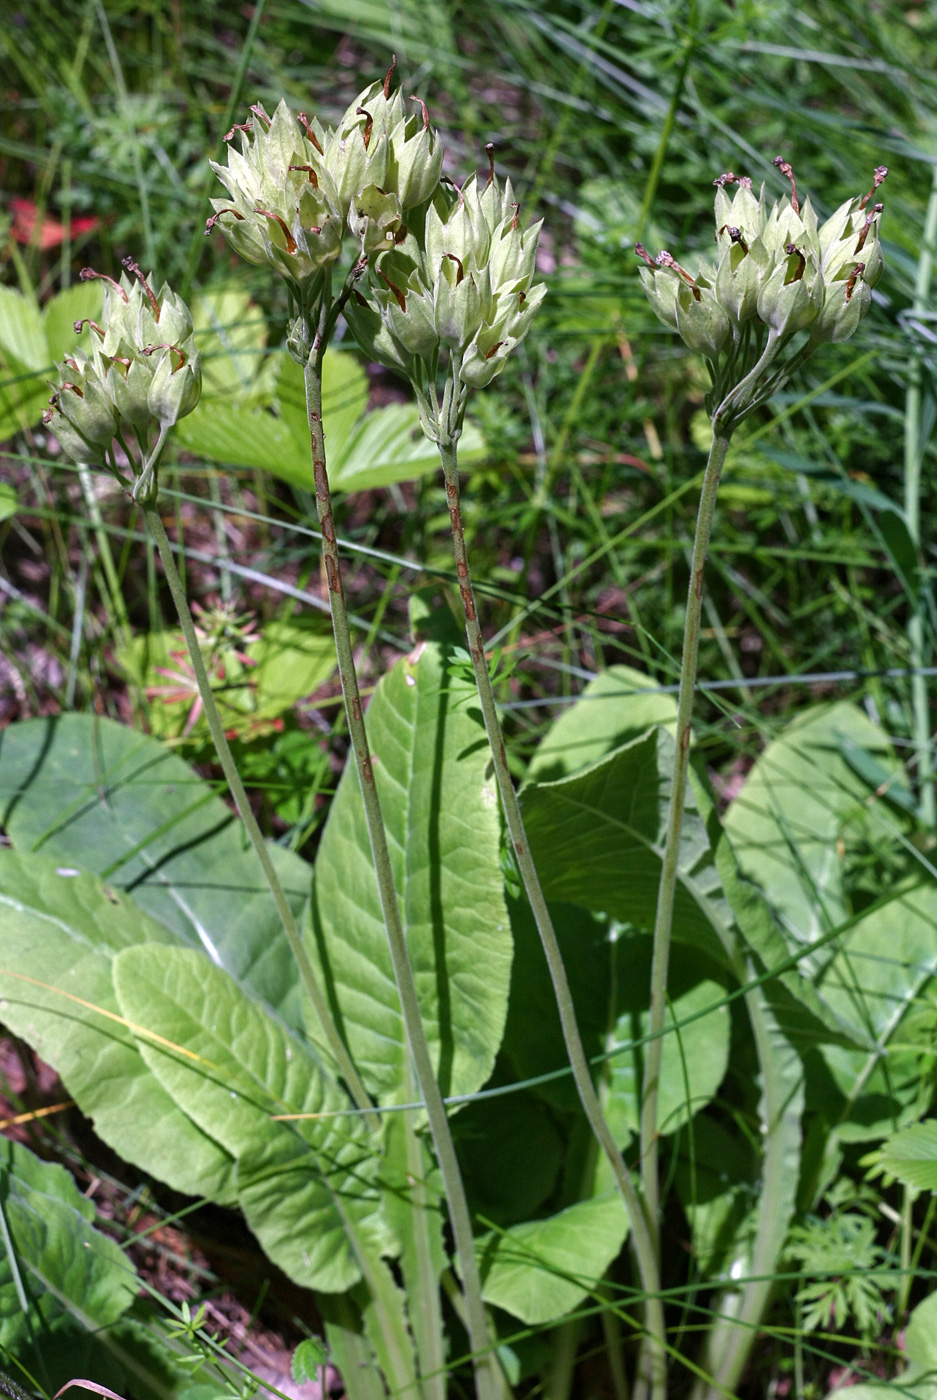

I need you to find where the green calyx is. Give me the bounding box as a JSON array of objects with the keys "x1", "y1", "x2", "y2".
[
  {"x1": 636, "y1": 158, "x2": 886, "y2": 423},
  {"x1": 44, "y1": 261, "x2": 201, "y2": 500}
]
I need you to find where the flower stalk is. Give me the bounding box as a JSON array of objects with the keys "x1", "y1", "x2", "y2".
[
  {"x1": 206, "y1": 74, "x2": 501, "y2": 1400},
  {"x1": 635, "y1": 155, "x2": 887, "y2": 1387},
  {"x1": 300, "y1": 332, "x2": 500, "y2": 1400},
  {"x1": 438, "y1": 434, "x2": 667, "y2": 1400},
  {"x1": 45, "y1": 262, "x2": 379, "y2": 1125}
]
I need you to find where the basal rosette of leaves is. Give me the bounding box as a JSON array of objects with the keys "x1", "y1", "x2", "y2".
[{"x1": 635, "y1": 158, "x2": 886, "y2": 425}]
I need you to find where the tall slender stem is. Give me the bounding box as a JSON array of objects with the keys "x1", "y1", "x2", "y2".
[
  {"x1": 302, "y1": 358, "x2": 500, "y2": 1400},
  {"x1": 438, "y1": 437, "x2": 666, "y2": 1400},
  {"x1": 639, "y1": 427, "x2": 732, "y2": 1229},
  {"x1": 904, "y1": 163, "x2": 937, "y2": 828},
  {"x1": 141, "y1": 501, "x2": 377, "y2": 1127}
]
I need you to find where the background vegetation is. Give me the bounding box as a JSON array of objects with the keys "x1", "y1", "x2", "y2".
[{"x1": 2, "y1": 0, "x2": 937, "y2": 1396}]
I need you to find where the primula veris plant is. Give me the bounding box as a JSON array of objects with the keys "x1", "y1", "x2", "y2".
[
  {"x1": 630, "y1": 157, "x2": 887, "y2": 1400},
  {"x1": 636, "y1": 158, "x2": 886, "y2": 426},
  {"x1": 44, "y1": 259, "x2": 201, "y2": 502}
]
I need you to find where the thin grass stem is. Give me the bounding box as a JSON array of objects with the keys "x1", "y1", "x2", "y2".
[{"x1": 904, "y1": 162, "x2": 937, "y2": 829}]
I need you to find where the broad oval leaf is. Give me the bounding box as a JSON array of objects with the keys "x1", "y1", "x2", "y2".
[
  {"x1": 812, "y1": 880, "x2": 937, "y2": 1141},
  {"x1": 0, "y1": 1136, "x2": 138, "y2": 1349},
  {"x1": 113, "y1": 944, "x2": 389, "y2": 1293},
  {"x1": 520, "y1": 728, "x2": 728, "y2": 962},
  {"x1": 0, "y1": 714, "x2": 308, "y2": 1026},
  {"x1": 0, "y1": 849, "x2": 235, "y2": 1201},
  {"x1": 605, "y1": 973, "x2": 730, "y2": 1144},
  {"x1": 476, "y1": 1194, "x2": 629, "y2": 1326},
  {"x1": 307, "y1": 637, "x2": 512, "y2": 1104},
  {"x1": 724, "y1": 702, "x2": 910, "y2": 950},
  {"x1": 525, "y1": 664, "x2": 677, "y2": 784}
]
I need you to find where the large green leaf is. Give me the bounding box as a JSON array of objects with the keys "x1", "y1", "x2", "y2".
[
  {"x1": 307, "y1": 636, "x2": 512, "y2": 1104},
  {"x1": 525, "y1": 664, "x2": 677, "y2": 784},
  {"x1": 0, "y1": 1137, "x2": 137, "y2": 1350},
  {"x1": 191, "y1": 286, "x2": 277, "y2": 405},
  {"x1": 520, "y1": 728, "x2": 728, "y2": 961},
  {"x1": 0, "y1": 714, "x2": 308, "y2": 1025},
  {"x1": 604, "y1": 965, "x2": 730, "y2": 1145},
  {"x1": 453, "y1": 1089, "x2": 564, "y2": 1227},
  {"x1": 724, "y1": 702, "x2": 911, "y2": 949},
  {"x1": 113, "y1": 945, "x2": 389, "y2": 1293},
  {"x1": 43, "y1": 283, "x2": 105, "y2": 365},
  {"x1": 0, "y1": 849, "x2": 235, "y2": 1201},
  {"x1": 673, "y1": 1116, "x2": 758, "y2": 1276},
  {"x1": 0, "y1": 285, "x2": 46, "y2": 369},
  {"x1": 276, "y1": 349, "x2": 369, "y2": 466},
  {"x1": 706, "y1": 798, "x2": 862, "y2": 1048},
  {"x1": 500, "y1": 898, "x2": 611, "y2": 1113},
  {"x1": 809, "y1": 880, "x2": 937, "y2": 1142},
  {"x1": 476, "y1": 1195, "x2": 629, "y2": 1326},
  {"x1": 0, "y1": 348, "x2": 51, "y2": 444},
  {"x1": 868, "y1": 1119, "x2": 937, "y2": 1192}
]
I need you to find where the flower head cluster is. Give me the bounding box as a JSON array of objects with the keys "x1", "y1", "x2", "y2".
[
  {"x1": 207, "y1": 62, "x2": 444, "y2": 303},
  {"x1": 636, "y1": 158, "x2": 886, "y2": 421},
  {"x1": 44, "y1": 260, "x2": 201, "y2": 501},
  {"x1": 345, "y1": 156, "x2": 546, "y2": 437},
  {"x1": 208, "y1": 65, "x2": 545, "y2": 437}
]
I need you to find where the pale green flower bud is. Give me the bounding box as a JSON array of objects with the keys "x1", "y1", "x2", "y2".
[
  {"x1": 460, "y1": 333, "x2": 516, "y2": 388},
  {"x1": 45, "y1": 351, "x2": 118, "y2": 461},
  {"x1": 104, "y1": 355, "x2": 153, "y2": 428},
  {"x1": 638, "y1": 259, "x2": 679, "y2": 332},
  {"x1": 350, "y1": 161, "x2": 545, "y2": 405},
  {"x1": 813, "y1": 264, "x2": 871, "y2": 343},
  {"x1": 636, "y1": 158, "x2": 885, "y2": 424},
  {"x1": 208, "y1": 100, "x2": 344, "y2": 299},
  {"x1": 713, "y1": 230, "x2": 768, "y2": 324},
  {"x1": 45, "y1": 263, "x2": 201, "y2": 496},
  {"x1": 348, "y1": 184, "x2": 403, "y2": 254},
  {"x1": 387, "y1": 97, "x2": 444, "y2": 209},
  {"x1": 756, "y1": 244, "x2": 823, "y2": 335},
  {"x1": 434, "y1": 255, "x2": 486, "y2": 348},
  {"x1": 323, "y1": 85, "x2": 391, "y2": 210},
  {"x1": 424, "y1": 190, "x2": 489, "y2": 279},
  {"x1": 146, "y1": 343, "x2": 202, "y2": 427},
  {"x1": 713, "y1": 174, "x2": 765, "y2": 244},
  {"x1": 343, "y1": 293, "x2": 414, "y2": 375},
  {"x1": 674, "y1": 281, "x2": 732, "y2": 360}
]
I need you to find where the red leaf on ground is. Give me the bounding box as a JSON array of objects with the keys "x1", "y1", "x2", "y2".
[{"x1": 9, "y1": 197, "x2": 98, "y2": 250}]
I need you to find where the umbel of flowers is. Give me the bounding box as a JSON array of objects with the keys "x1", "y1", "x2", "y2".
[
  {"x1": 344, "y1": 151, "x2": 546, "y2": 443},
  {"x1": 635, "y1": 158, "x2": 886, "y2": 426},
  {"x1": 207, "y1": 68, "x2": 546, "y2": 417},
  {"x1": 206, "y1": 61, "x2": 444, "y2": 336},
  {"x1": 43, "y1": 259, "x2": 201, "y2": 502}
]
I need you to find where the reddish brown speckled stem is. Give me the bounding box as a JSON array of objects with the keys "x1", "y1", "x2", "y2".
[{"x1": 438, "y1": 435, "x2": 667, "y2": 1400}]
